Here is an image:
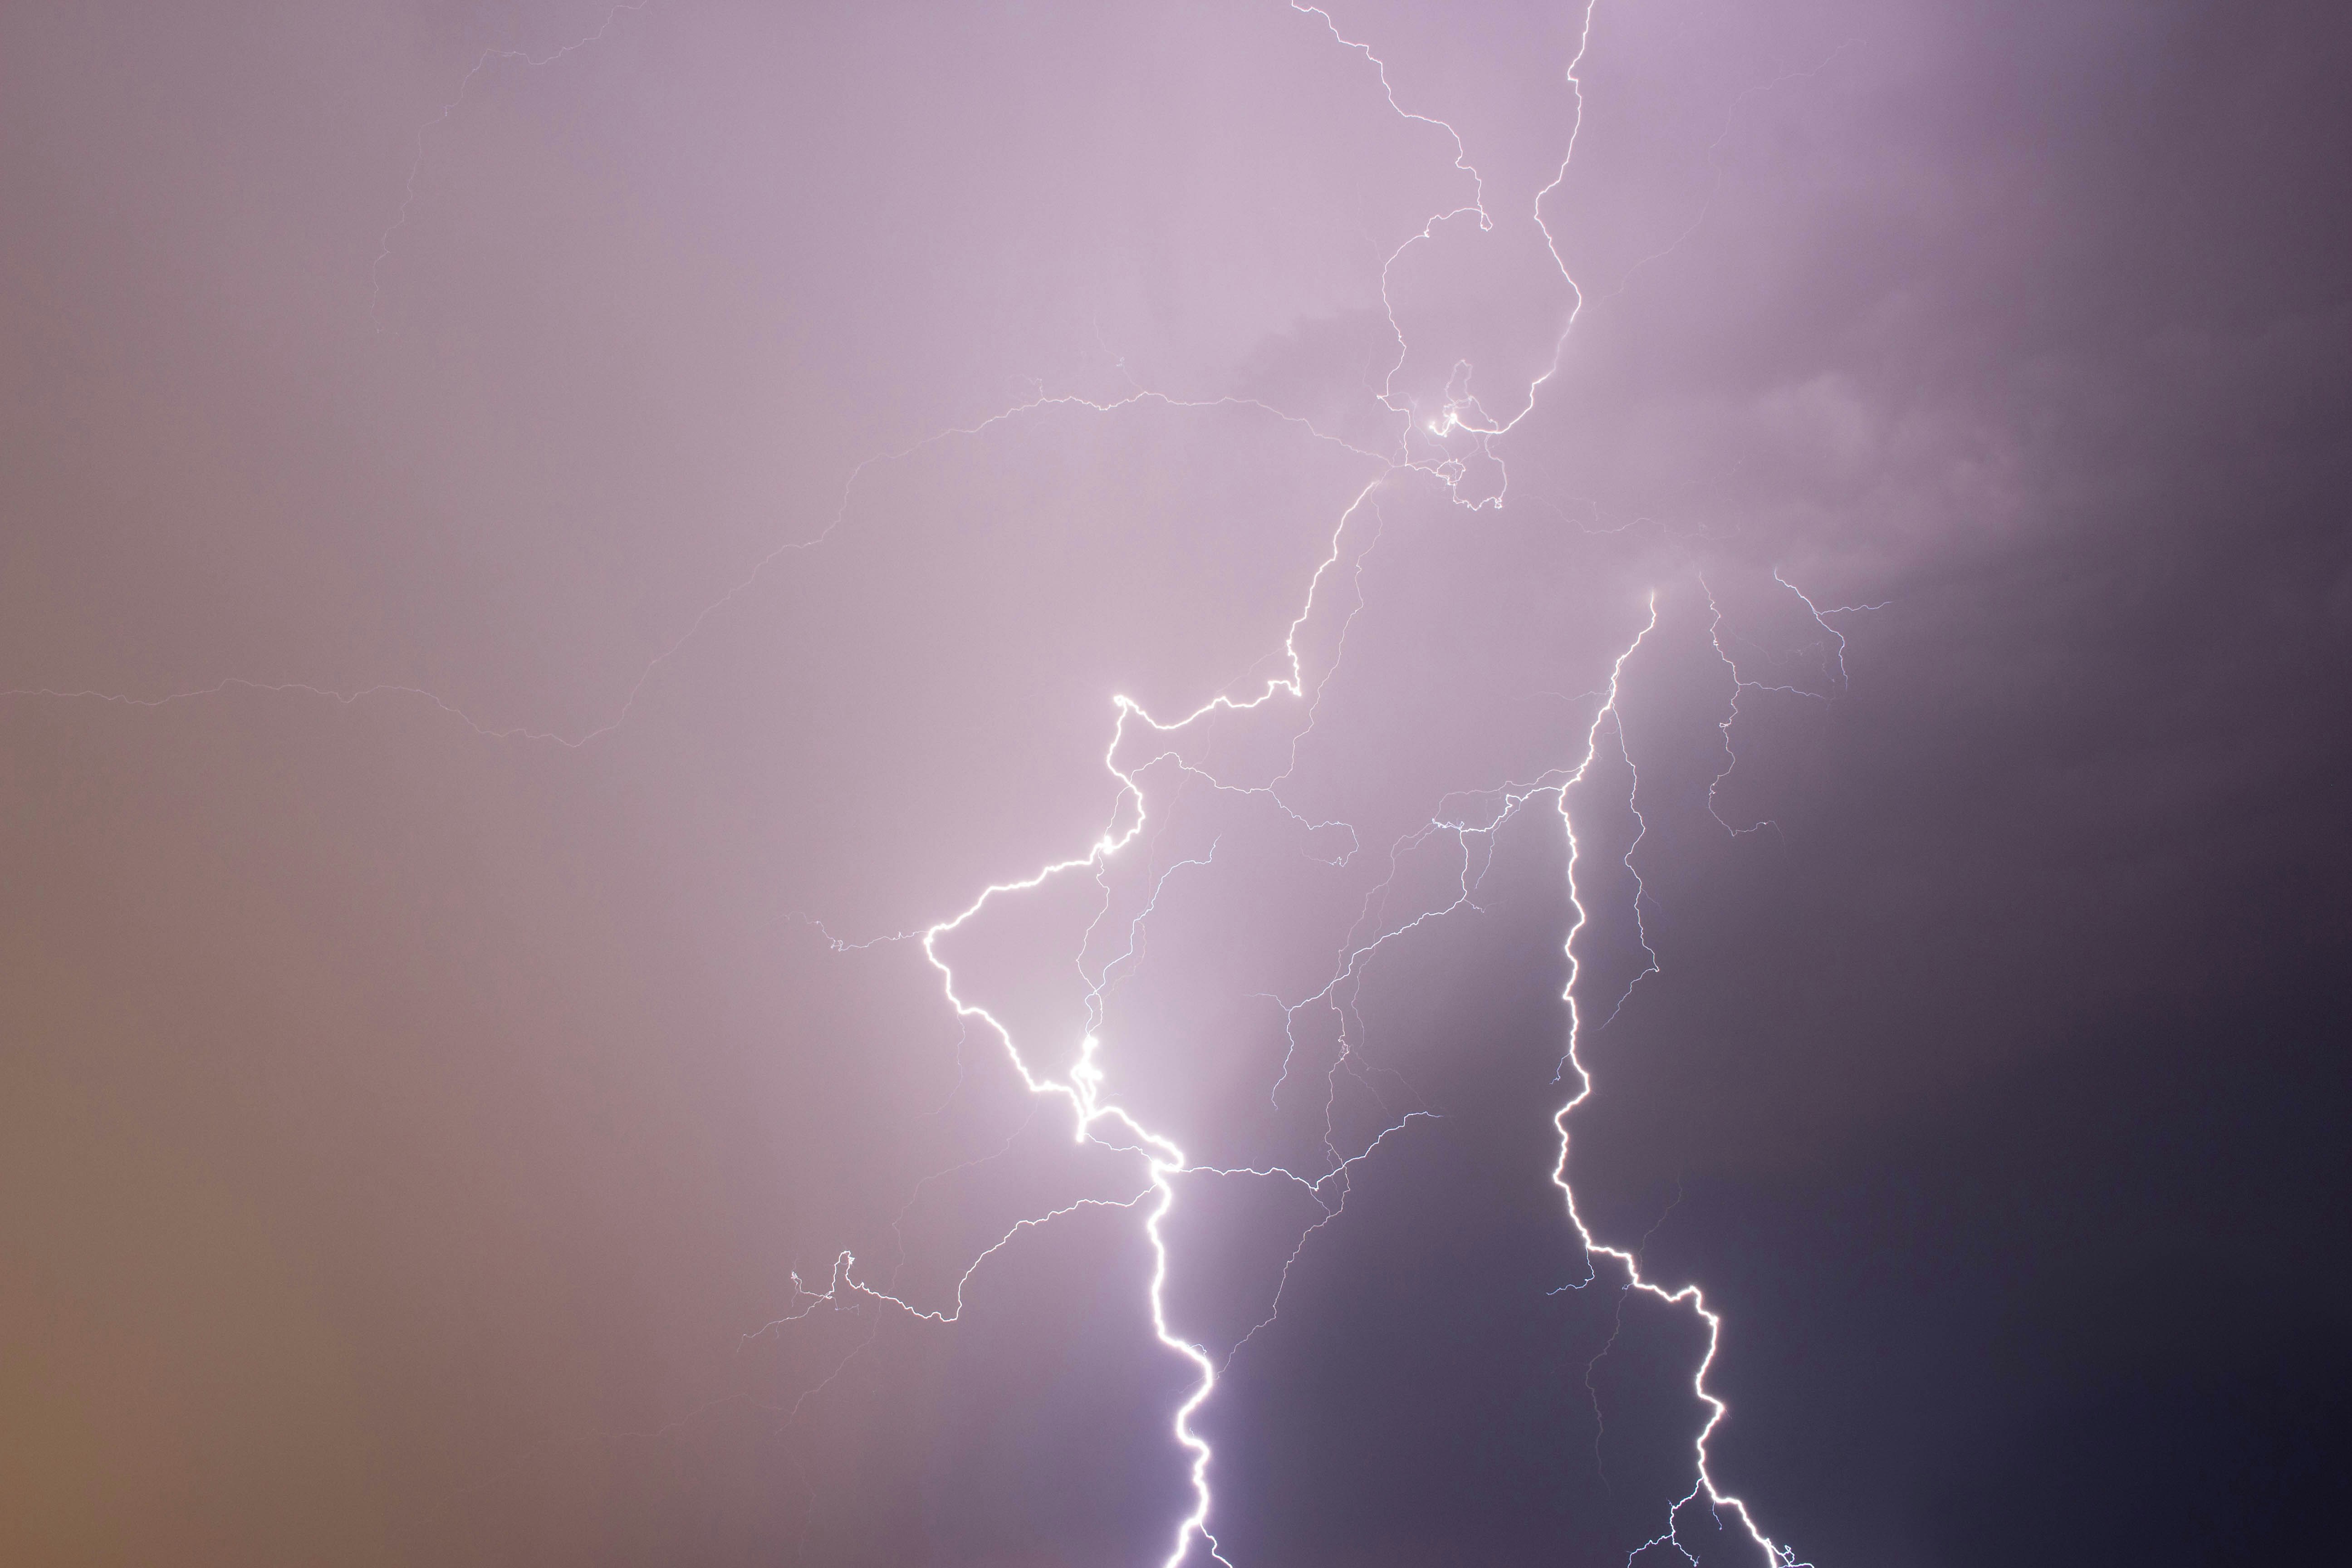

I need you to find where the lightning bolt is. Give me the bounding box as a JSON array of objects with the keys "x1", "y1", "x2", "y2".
[
  {"x1": 1225, "y1": 581, "x2": 1807, "y2": 1566},
  {"x1": 1295, "y1": 0, "x2": 1601, "y2": 510},
  {"x1": 1557, "y1": 601, "x2": 1809, "y2": 1567},
  {"x1": 722, "y1": 448, "x2": 1395, "y2": 1566},
  {"x1": 2, "y1": 5, "x2": 1869, "y2": 1561},
  {"x1": 774, "y1": 2, "x2": 1825, "y2": 1550}
]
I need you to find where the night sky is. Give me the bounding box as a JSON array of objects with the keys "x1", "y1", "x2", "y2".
[{"x1": 4, "y1": 2, "x2": 2347, "y2": 1565}]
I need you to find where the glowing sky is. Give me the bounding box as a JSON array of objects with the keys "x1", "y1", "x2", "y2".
[{"x1": 4, "y1": 2, "x2": 2347, "y2": 1564}]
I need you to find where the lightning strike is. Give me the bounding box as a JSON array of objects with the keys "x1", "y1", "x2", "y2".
[
  {"x1": 1555, "y1": 601, "x2": 1811, "y2": 1568},
  {"x1": 4, "y1": 7, "x2": 1860, "y2": 1562}
]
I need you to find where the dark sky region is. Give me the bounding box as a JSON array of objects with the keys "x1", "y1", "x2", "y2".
[{"x1": 3, "y1": 1, "x2": 2347, "y2": 1565}]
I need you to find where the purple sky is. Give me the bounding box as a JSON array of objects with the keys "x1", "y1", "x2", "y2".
[{"x1": 5, "y1": 2, "x2": 2348, "y2": 1564}]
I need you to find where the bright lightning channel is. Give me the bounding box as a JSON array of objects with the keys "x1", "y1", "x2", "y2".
[
  {"x1": 793, "y1": 5, "x2": 1819, "y2": 1561},
  {"x1": 1556, "y1": 604, "x2": 1811, "y2": 1568},
  {"x1": 783, "y1": 466, "x2": 1415, "y2": 1568}
]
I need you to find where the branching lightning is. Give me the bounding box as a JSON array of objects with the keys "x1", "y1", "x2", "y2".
[
  {"x1": 1707, "y1": 568, "x2": 1891, "y2": 835},
  {"x1": 1295, "y1": 0, "x2": 1602, "y2": 511},
  {"x1": 766, "y1": 6, "x2": 1829, "y2": 1557},
  {"x1": 0, "y1": 5, "x2": 1876, "y2": 1563},
  {"x1": 1555, "y1": 602, "x2": 1810, "y2": 1568}
]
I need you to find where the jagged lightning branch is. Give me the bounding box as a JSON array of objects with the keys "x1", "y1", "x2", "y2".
[
  {"x1": 1296, "y1": 0, "x2": 1601, "y2": 510},
  {"x1": 1224, "y1": 580, "x2": 1811, "y2": 1566},
  {"x1": 1240, "y1": 14, "x2": 1819, "y2": 1559},
  {"x1": 1555, "y1": 600, "x2": 1809, "y2": 1568},
  {"x1": 1707, "y1": 568, "x2": 1891, "y2": 835},
  {"x1": 1200, "y1": 564, "x2": 1827, "y2": 1565},
  {"x1": 771, "y1": 464, "x2": 1426, "y2": 1568},
  {"x1": 0, "y1": 386, "x2": 1393, "y2": 745}
]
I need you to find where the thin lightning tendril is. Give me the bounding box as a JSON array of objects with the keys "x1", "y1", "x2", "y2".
[
  {"x1": 0, "y1": 388, "x2": 1389, "y2": 746},
  {"x1": 1707, "y1": 568, "x2": 1891, "y2": 837},
  {"x1": 370, "y1": 2, "x2": 653, "y2": 325}
]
